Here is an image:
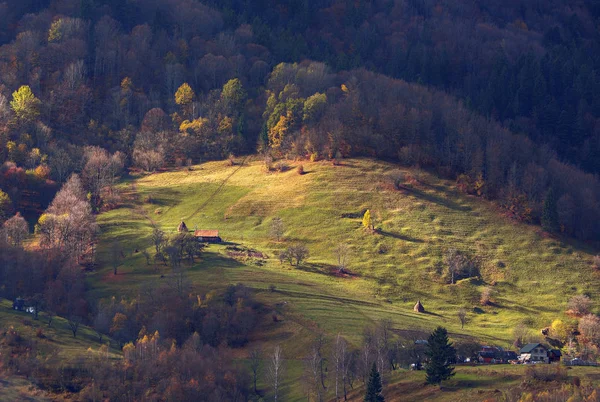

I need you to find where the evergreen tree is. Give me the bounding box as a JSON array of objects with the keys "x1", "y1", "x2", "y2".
[
  {"x1": 542, "y1": 187, "x2": 560, "y2": 233},
  {"x1": 364, "y1": 362, "x2": 384, "y2": 402},
  {"x1": 425, "y1": 326, "x2": 456, "y2": 386}
]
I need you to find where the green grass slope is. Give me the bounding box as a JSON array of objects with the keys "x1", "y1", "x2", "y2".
[
  {"x1": 0, "y1": 298, "x2": 121, "y2": 400},
  {"x1": 94, "y1": 157, "x2": 599, "y2": 400},
  {"x1": 0, "y1": 298, "x2": 121, "y2": 362}
]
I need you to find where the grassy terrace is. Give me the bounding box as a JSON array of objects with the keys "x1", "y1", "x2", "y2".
[{"x1": 90, "y1": 157, "x2": 598, "y2": 400}]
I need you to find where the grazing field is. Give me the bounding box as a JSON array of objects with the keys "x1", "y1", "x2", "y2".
[
  {"x1": 92, "y1": 157, "x2": 599, "y2": 400},
  {"x1": 0, "y1": 298, "x2": 121, "y2": 362},
  {"x1": 344, "y1": 365, "x2": 600, "y2": 401}
]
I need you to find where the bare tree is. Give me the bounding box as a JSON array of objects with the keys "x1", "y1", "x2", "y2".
[
  {"x1": 303, "y1": 344, "x2": 324, "y2": 402},
  {"x1": 443, "y1": 248, "x2": 479, "y2": 284},
  {"x1": 335, "y1": 243, "x2": 350, "y2": 273},
  {"x1": 37, "y1": 174, "x2": 97, "y2": 261},
  {"x1": 93, "y1": 307, "x2": 111, "y2": 342},
  {"x1": 331, "y1": 334, "x2": 352, "y2": 401},
  {"x1": 151, "y1": 227, "x2": 167, "y2": 264},
  {"x1": 286, "y1": 244, "x2": 309, "y2": 267},
  {"x1": 68, "y1": 315, "x2": 82, "y2": 338},
  {"x1": 249, "y1": 348, "x2": 261, "y2": 394},
  {"x1": 81, "y1": 146, "x2": 125, "y2": 209},
  {"x1": 49, "y1": 148, "x2": 74, "y2": 183},
  {"x1": 2, "y1": 212, "x2": 29, "y2": 246},
  {"x1": 458, "y1": 308, "x2": 467, "y2": 329},
  {"x1": 267, "y1": 345, "x2": 285, "y2": 402},
  {"x1": 109, "y1": 241, "x2": 122, "y2": 275},
  {"x1": 568, "y1": 295, "x2": 592, "y2": 316},
  {"x1": 269, "y1": 217, "x2": 285, "y2": 242}
]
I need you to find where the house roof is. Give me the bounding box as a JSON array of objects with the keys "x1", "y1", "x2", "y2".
[
  {"x1": 194, "y1": 230, "x2": 220, "y2": 237},
  {"x1": 520, "y1": 343, "x2": 546, "y2": 354}
]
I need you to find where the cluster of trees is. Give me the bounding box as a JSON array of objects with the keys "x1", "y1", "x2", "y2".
[
  {"x1": 94, "y1": 282, "x2": 260, "y2": 348},
  {"x1": 1, "y1": 281, "x2": 263, "y2": 400},
  {"x1": 202, "y1": 0, "x2": 600, "y2": 173},
  {"x1": 291, "y1": 322, "x2": 456, "y2": 401},
  {"x1": 0, "y1": 1, "x2": 598, "y2": 240}
]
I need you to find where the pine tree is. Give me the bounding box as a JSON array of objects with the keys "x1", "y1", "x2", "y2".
[
  {"x1": 542, "y1": 187, "x2": 559, "y2": 233},
  {"x1": 364, "y1": 362, "x2": 384, "y2": 402},
  {"x1": 425, "y1": 326, "x2": 456, "y2": 386}
]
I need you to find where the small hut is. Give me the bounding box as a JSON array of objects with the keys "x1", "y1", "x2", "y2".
[
  {"x1": 177, "y1": 220, "x2": 189, "y2": 233},
  {"x1": 413, "y1": 300, "x2": 425, "y2": 313},
  {"x1": 194, "y1": 230, "x2": 222, "y2": 243}
]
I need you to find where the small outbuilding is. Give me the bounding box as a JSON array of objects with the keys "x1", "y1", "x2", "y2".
[
  {"x1": 177, "y1": 220, "x2": 189, "y2": 233},
  {"x1": 414, "y1": 300, "x2": 425, "y2": 313},
  {"x1": 194, "y1": 230, "x2": 222, "y2": 243}
]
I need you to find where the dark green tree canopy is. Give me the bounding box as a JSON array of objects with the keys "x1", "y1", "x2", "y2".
[
  {"x1": 425, "y1": 326, "x2": 456, "y2": 386},
  {"x1": 364, "y1": 362, "x2": 385, "y2": 402}
]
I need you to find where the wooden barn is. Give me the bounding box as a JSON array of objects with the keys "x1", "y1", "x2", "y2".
[{"x1": 194, "y1": 230, "x2": 222, "y2": 243}]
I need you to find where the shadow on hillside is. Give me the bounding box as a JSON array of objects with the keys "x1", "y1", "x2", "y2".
[
  {"x1": 404, "y1": 187, "x2": 471, "y2": 212},
  {"x1": 378, "y1": 230, "x2": 424, "y2": 243},
  {"x1": 191, "y1": 252, "x2": 247, "y2": 271}
]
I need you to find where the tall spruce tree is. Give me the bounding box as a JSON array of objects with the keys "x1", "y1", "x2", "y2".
[
  {"x1": 542, "y1": 187, "x2": 560, "y2": 233},
  {"x1": 364, "y1": 362, "x2": 384, "y2": 402},
  {"x1": 425, "y1": 326, "x2": 456, "y2": 386}
]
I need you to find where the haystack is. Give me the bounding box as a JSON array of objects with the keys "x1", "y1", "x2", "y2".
[
  {"x1": 177, "y1": 220, "x2": 188, "y2": 233},
  {"x1": 413, "y1": 300, "x2": 425, "y2": 313}
]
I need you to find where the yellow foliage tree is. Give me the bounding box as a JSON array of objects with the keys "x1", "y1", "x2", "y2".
[
  {"x1": 362, "y1": 209, "x2": 372, "y2": 230},
  {"x1": 175, "y1": 83, "x2": 196, "y2": 119},
  {"x1": 550, "y1": 319, "x2": 569, "y2": 343},
  {"x1": 268, "y1": 112, "x2": 291, "y2": 151},
  {"x1": 10, "y1": 85, "x2": 41, "y2": 122}
]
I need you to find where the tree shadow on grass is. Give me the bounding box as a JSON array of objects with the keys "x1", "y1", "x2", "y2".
[
  {"x1": 403, "y1": 187, "x2": 471, "y2": 212},
  {"x1": 378, "y1": 229, "x2": 424, "y2": 243}
]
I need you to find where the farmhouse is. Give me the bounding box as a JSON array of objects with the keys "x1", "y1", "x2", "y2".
[
  {"x1": 194, "y1": 230, "x2": 222, "y2": 243},
  {"x1": 519, "y1": 343, "x2": 549, "y2": 363}
]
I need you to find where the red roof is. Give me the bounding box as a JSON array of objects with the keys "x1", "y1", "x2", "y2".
[{"x1": 194, "y1": 230, "x2": 220, "y2": 237}]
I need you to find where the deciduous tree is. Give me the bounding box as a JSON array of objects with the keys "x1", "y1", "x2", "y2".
[{"x1": 10, "y1": 85, "x2": 41, "y2": 122}]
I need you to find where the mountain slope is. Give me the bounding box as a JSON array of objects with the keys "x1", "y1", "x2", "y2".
[{"x1": 94, "y1": 157, "x2": 598, "y2": 398}]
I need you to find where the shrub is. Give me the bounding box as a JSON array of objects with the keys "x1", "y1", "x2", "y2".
[
  {"x1": 227, "y1": 153, "x2": 236, "y2": 166},
  {"x1": 263, "y1": 155, "x2": 273, "y2": 172},
  {"x1": 275, "y1": 160, "x2": 288, "y2": 172},
  {"x1": 480, "y1": 286, "x2": 493, "y2": 305},
  {"x1": 36, "y1": 328, "x2": 45, "y2": 338},
  {"x1": 593, "y1": 255, "x2": 600, "y2": 270},
  {"x1": 567, "y1": 295, "x2": 591, "y2": 316},
  {"x1": 296, "y1": 164, "x2": 304, "y2": 175},
  {"x1": 524, "y1": 365, "x2": 568, "y2": 383},
  {"x1": 269, "y1": 284, "x2": 276, "y2": 292}
]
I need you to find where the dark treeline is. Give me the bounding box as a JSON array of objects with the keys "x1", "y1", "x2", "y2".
[
  {"x1": 201, "y1": 0, "x2": 600, "y2": 173},
  {"x1": 0, "y1": 0, "x2": 598, "y2": 242}
]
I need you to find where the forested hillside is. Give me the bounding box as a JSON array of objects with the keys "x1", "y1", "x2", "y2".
[
  {"x1": 0, "y1": 0, "x2": 599, "y2": 240},
  {"x1": 2, "y1": 1, "x2": 600, "y2": 400}
]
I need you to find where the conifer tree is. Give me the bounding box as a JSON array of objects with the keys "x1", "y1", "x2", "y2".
[
  {"x1": 364, "y1": 362, "x2": 384, "y2": 402},
  {"x1": 425, "y1": 326, "x2": 456, "y2": 386},
  {"x1": 542, "y1": 187, "x2": 559, "y2": 233}
]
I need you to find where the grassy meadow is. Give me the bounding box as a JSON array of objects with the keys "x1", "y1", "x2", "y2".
[
  {"x1": 88, "y1": 157, "x2": 599, "y2": 400},
  {"x1": 0, "y1": 299, "x2": 121, "y2": 363}
]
